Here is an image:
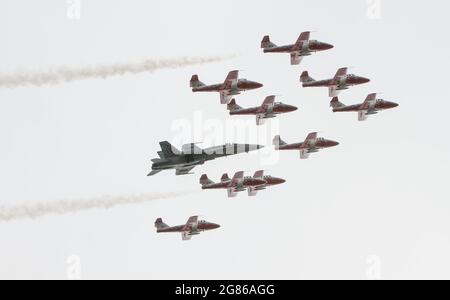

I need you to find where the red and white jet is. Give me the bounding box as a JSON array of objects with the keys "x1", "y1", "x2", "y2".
[
  {"x1": 331, "y1": 93, "x2": 399, "y2": 121},
  {"x1": 245, "y1": 170, "x2": 286, "y2": 197},
  {"x1": 300, "y1": 67, "x2": 370, "y2": 97},
  {"x1": 261, "y1": 31, "x2": 334, "y2": 65},
  {"x1": 200, "y1": 171, "x2": 285, "y2": 197},
  {"x1": 227, "y1": 95, "x2": 298, "y2": 125},
  {"x1": 273, "y1": 132, "x2": 339, "y2": 159},
  {"x1": 155, "y1": 216, "x2": 220, "y2": 241},
  {"x1": 190, "y1": 70, "x2": 263, "y2": 104}
]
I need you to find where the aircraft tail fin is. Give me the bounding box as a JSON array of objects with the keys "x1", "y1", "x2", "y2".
[
  {"x1": 273, "y1": 135, "x2": 287, "y2": 150},
  {"x1": 159, "y1": 141, "x2": 180, "y2": 158},
  {"x1": 221, "y1": 173, "x2": 231, "y2": 182},
  {"x1": 200, "y1": 174, "x2": 214, "y2": 186},
  {"x1": 190, "y1": 75, "x2": 205, "y2": 88},
  {"x1": 227, "y1": 99, "x2": 242, "y2": 111},
  {"x1": 300, "y1": 71, "x2": 315, "y2": 83},
  {"x1": 330, "y1": 97, "x2": 346, "y2": 110},
  {"x1": 155, "y1": 218, "x2": 169, "y2": 232},
  {"x1": 261, "y1": 35, "x2": 277, "y2": 49}
]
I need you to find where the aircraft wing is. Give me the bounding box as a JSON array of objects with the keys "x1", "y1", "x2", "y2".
[
  {"x1": 182, "y1": 216, "x2": 199, "y2": 232},
  {"x1": 293, "y1": 31, "x2": 311, "y2": 50},
  {"x1": 360, "y1": 93, "x2": 378, "y2": 115},
  {"x1": 334, "y1": 67, "x2": 348, "y2": 79},
  {"x1": 231, "y1": 171, "x2": 244, "y2": 186},
  {"x1": 256, "y1": 114, "x2": 266, "y2": 125},
  {"x1": 261, "y1": 95, "x2": 275, "y2": 110},
  {"x1": 248, "y1": 187, "x2": 258, "y2": 197},
  {"x1": 329, "y1": 86, "x2": 340, "y2": 97},
  {"x1": 186, "y1": 216, "x2": 199, "y2": 226},
  {"x1": 224, "y1": 70, "x2": 239, "y2": 85},
  {"x1": 147, "y1": 170, "x2": 162, "y2": 176},
  {"x1": 300, "y1": 148, "x2": 310, "y2": 159},
  {"x1": 330, "y1": 67, "x2": 348, "y2": 88},
  {"x1": 176, "y1": 165, "x2": 196, "y2": 176},
  {"x1": 290, "y1": 52, "x2": 303, "y2": 65},
  {"x1": 227, "y1": 188, "x2": 239, "y2": 198},
  {"x1": 305, "y1": 132, "x2": 318, "y2": 144},
  {"x1": 220, "y1": 91, "x2": 233, "y2": 104},
  {"x1": 363, "y1": 93, "x2": 377, "y2": 106},
  {"x1": 182, "y1": 232, "x2": 192, "y2": 241},
  {"x1": 358, "y1": 111, "x2": 368, "y2": 122}
]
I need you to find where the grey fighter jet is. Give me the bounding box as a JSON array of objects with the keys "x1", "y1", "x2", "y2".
[{"x1": 148, "y1": 141, "x2": 264, "y2": 176}]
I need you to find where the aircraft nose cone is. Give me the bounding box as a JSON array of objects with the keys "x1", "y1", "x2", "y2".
[
  {"x1": 360, "y1": 77, "x2": 371, "y2": 84},
  {"x1": 253, "y1": 82, "x2": 264, "y2": 89},
  {"x1": 390, "y1": 102, "x2": 399, "y2": 108},
  {"x1": 275, "y1": 178, "x2": 286, "y2": 185},
  {"x1": 211, "y1": 223, "x2": 221, "y2": 230},
  {"x1": 287, "y1": 105, "x2": 298, "y2": 112},
  {"x1": 320, "y1": 42, "x2": 334, "y2": 50},
  {"x1": 330, "y1": 140, "x2": 340, "y2": 147}
]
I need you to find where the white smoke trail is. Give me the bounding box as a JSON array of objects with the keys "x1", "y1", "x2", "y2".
[
  {"x1": 0, "y1": 192, "x2": 191, "y2": 222},
  {"x1": 0, "y1": 55, "x2": 235, "y2": 88}
]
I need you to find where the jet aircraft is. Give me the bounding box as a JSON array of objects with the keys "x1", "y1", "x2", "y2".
[
  {"x1": 261, "y1": 31, "x2": 334, "y2": 65},
  {"x1": 330, "y1": 93, "x2": 399, "y2": 121},
  {"x1": 155, "y1": 216, "x2": 220, "y2": 241},
  {"x1": 190, "y1": 70, "x2": 263, "y2": 104},
  {"x1": 300, "y1": 67, "x2": 370, "y2": 97},
  {"x1": 148, "y1": 141, "x2": 264, "y2": 176},
  {"x1": 273, "y1": 132, "x2": 339, "y2": 159},
  {"x1": 227, "y1": 95, "x2": 298, "y2": 125}
]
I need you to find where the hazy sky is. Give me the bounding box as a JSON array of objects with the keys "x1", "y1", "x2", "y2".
[{"x1": 1, "y1": 0, "x2": 449, "y2": 279}]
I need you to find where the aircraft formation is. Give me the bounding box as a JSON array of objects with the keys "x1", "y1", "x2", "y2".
[{"x1": 152, "y1": 31, "x2": 399, "y2": 240}]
